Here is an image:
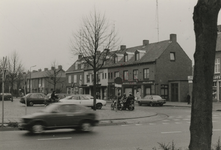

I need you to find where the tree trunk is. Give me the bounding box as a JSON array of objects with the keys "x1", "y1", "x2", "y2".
[{"x1": 189, "y1": 1, "x2": 220, "y2": 150}]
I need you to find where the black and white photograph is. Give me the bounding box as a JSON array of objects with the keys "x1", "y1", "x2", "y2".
[{"x1": 0, "y1": 0, "x2": 221, "y2": 150}]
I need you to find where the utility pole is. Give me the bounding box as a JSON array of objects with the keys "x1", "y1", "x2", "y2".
[{"x1": 1, "y1": 57, "x2": 7, "y2": 128}]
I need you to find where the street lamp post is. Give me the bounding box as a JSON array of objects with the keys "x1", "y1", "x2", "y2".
[{"x1": 29, "y1": 65, "x2": 36, "y2": 93}]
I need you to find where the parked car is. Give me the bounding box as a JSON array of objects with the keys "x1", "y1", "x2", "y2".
[
  {"x1": 59, "y1": 94, "x2": 106, "y2": 109},
  {"x1": 20, "y1": 93, "x2": 48, "y2": 106},
  {"x1": 0, "y1": 93, "x2": 13, "y2": 101},
  {"x1": 137, "y1": 95, "x2": 166, "y2": 106},
  {"x1": 19, "y1": 102, "x2": 99, "y2": 134}
]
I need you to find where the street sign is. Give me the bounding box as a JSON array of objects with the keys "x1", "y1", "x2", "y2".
[{"x1": 115, "y1": 83, "x2": 122, "y2": 88}]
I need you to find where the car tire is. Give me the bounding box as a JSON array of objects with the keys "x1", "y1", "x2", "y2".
[
  {"x1": 96, "y1": 103, "x2": 102, "y2": 109},
  {"x1": 29, "y1": 102, "x2": 34, "y2": 106},
  {"x1": 31, "y1": 123, "x2": 44, "y2": 134},
  {"x1": 159, "y1": 104, "x2": 163, "y2": 106},
  {"x1": 150, "y1": 103, "x2": 154, "y2": 107},
  {"x1": 79, "y1": 121, "x2": 93, "y2": 132}
]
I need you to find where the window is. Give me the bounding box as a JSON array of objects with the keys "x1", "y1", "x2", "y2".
[
  {"x1": 74, "y1": 75, "x2": 77, "y2": 83},
  {"x1": 124, "y1": 55, "x2": 128, "y2": 62},
  {"x1": 170, "y1": 52, "x2": 175, "y2": 61},
  {"x1": 75, "y1": 63, "x2": 78, "y2": 70},
  {"x1": 105, "y1": 73, "x2": 107, "y2": 79},
  {"x1": 135, "y1": 53, "x2": 139, "y2": 61},
  {"x1": 123, "y1": 70, "x2": 128, "y2": 80},
  {"x1": 114, "y1": 56, "x2": 118, "y2": 63},
  {"x1": 108, "y1": 73, "x2": 110, "y2": 79},
  {"x1": 215, "y1": 58, "x2": 220, "y2": 73},
  {"x1": 87, "y1": 75, "x2": 90, "y2": 83},
  {"x1": 143, "y1": 68, "x2": 149, "y2": 79},
  {"x1": 133, "y1": 70, "x2": 138, "y2": 80},
  {"x1": 102, "y1": 73, "x2": 104, "y2": 79},
  {"x1": 68, "y1": 75, "x2": 72, "y2": 83},
  {"x1": 115, "y1": 71, "x2": 119, "y2": 78},
  {"x1": 97, "y1": 74, "x2": 100, "y2": 82},
  {"x1": 111, "y1": 72, "x2": 113, "y2": 79},
  {"x1": 81, "y1": 63, "x2": 84, "y2": 69},
  {"x1": 79, "y1": 75, "x2": 82, "y2": 85}
]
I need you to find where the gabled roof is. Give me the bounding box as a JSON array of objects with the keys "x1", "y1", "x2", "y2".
[
  {"x1": 105, "y1": 40, "x2": 171, "y2": 67},
  {"x1": 29, "y1": 69, "x2": 65, "y2": 79}
]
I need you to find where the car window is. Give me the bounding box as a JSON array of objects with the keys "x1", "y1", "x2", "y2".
[
  {"x1": 80, "y1": 95, "x2": 90, "y2": 100},
  {"x1": 71, "y1": 96, "x2": 79, "y2": 100},
  {"x1": 144, "y1": 95, "x2": 150, "y2": 99},
  {"x1": 30, "y1": 94, "x2": 37, "y2": 98},
  {"x1": 153, "y1": 96, "x2": 162, "y2": 99},
  {"x1": 56, "y1": 104, "x2": 77, "y2": 113}
]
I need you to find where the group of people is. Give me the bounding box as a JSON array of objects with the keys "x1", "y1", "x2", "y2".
[{"x1": 116, "y1": 92, "x2": 135, "y2": 107}]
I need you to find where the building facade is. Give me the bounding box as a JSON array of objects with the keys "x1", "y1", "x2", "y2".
[{"x1": 27, "y1": 65, "x2": 66, "y2": 94}]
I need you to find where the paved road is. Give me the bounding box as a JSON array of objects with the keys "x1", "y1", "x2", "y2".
[{"x1": 1, "y1": 111, "x2": 221, "y2": 150}]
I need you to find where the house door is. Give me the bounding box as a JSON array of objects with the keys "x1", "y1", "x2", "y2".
[
  {"x1": 161, "y1": 84, "x2": 168, "y2": 100},
  {"x1": 171, "y1": 83, "x2": 178, "y2": 102}
]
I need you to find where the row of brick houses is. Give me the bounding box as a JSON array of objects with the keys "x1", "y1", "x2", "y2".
[{"x1": 66, "y1": 34, "x2": 192, "y2": 102}]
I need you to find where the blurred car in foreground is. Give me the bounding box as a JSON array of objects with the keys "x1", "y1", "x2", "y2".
[
  {"x1": 137, "y1": 95, "x2": 166, "y2": 106},
  {"x1": 0, "y1": 93, "x2": 13, "y2": 101},
  {"x1": 19, "y1": 102, "x2": 99, "y2": 134},
  {"x1": 20, "y1": 93, "x2": 48, "y2": 106},
  {"x1": 59, "y1": 94, "x2": 106, "y2": 109}
]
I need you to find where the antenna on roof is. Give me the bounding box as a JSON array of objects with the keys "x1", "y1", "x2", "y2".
[{"x1": 156, "y1": 0, "x2": 159, "y2": 42}]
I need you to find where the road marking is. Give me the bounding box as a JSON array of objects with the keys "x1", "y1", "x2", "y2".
[
  {"x1": 135, "y1": 124, "x2": 142, "y2": 126},
  {"x1": 38, "y1": 137, "x2": 72, "y2": 141},
  {"x1": 163, "y1": 123, "x2": 169, "y2": 125},
  {"x1": 161, "y1": 131, "x2": 182, "y2": 134},
  {"x1": 175, "y1": 122, "x2": 181, "y2": 124}
]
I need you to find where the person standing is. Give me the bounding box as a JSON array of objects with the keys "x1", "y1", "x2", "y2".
[{"x1": 187, "y1": 94, "x2": 191, "y2": 105}]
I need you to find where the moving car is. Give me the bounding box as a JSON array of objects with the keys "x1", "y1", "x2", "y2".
[
  {"x1": 137, "y1": 95, "x2": 166, "y2": 106},
  {"x1": 59, "y1": 94, "x2": 106, "y2": 109},
  {"x1": 19, "y1": 102, "x2": 99, "y2": 134},
  {"x1": 0, "y1": 93, "x2": 13, "y2": 101},
  {"x1": 20, "y1": 93, "x2": 48, "y2": 106}
]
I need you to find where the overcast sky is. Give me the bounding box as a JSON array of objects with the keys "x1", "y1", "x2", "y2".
[{"x1": 1, "y1": 0, "x2": 221, "y2": 71}]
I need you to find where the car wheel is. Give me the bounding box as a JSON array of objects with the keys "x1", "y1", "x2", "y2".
[
  {"x1": 10, "y1": 98, "x2": 13, "y2": 102},
  {"x1": 29, "y1": 102, "x2": 34, "y2": 106},
  {"x1": 31, "y1": 123, "x2": 44, "y2": 134},
  {"x1": 96, "y1": 103, "x2": 102, "y2": 109},
  {"x1": 150, "y1": 103, "x2": 154, "y2": 107},
  {"x1": 80, "y1": 121, "x2": 93, "y2": 132},
  {"x1": 159, "y1": 104, "x2": 163, "y2": 106},
  {"x1": 138, "y1": 101, "x2": 142, "y2": 106}
]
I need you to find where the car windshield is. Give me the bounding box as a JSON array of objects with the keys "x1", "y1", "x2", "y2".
[{"x1": 43, "y1": 104, "x2": 59, "y2": 113}]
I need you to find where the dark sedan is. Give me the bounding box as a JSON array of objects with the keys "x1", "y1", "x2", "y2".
[
  {"x1": 19, "y1": 102, "x2": 99, "y2": 134},
  {"x1": 20, "y1": 93, "x2": 48, "y2": 106},
  {"x1": 0, "y1": 93, "x2": 13, "y2": 101},
  {"x1": 137, "y1": 95, "x2": 166, "y2": 106}
]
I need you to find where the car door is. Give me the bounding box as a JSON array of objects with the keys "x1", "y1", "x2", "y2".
[
  {"x1": 80, "y1": 95, "x2": 93, "y2": 107},
  {"x1": 46, "y1": 104, "x2": 72, "y2": 127},
  {"x1": 143, "y1": 95, "x2": 150, "y2": 104},
  {"x1": 71, "y1": 95, "x2": 81, "y2": 104},
  {"x1": 63, "y1": 104, "x2": 83, "y2": 126}
]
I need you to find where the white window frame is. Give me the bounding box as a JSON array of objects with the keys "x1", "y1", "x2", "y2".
[
  {"x1": 170, "y1": 52, "x2": 175, "y2": 61},
  {"x1": 74, "y1": 75, "x2": 77, "y2": 83},
  {"x1": 68, "y1": 75, "x2": 72, "y2": 83},
  {"x1": 215, "y1": 58, "x2": 220, "y2": 73},
  {"x1": 123, "y1": 70, "x2": 128, "y2": 80}
]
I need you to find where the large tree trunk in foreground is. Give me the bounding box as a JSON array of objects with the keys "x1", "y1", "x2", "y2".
[{"x1": 189, "y1": 0, "x2": 220, "y2": 150}]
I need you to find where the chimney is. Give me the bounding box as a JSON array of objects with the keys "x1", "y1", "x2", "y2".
[
  {"x1": 104, "y1": 48, "x2": 110, "y2": 53},
  {"x1": 58, "y1": 65, "x2": 62, "y2": 70},
  {"x1": 120, "y1": 45, "x2": 126, "y2": 51},
  {"x1": 38, "y1": 69, "x2": 41, "y2": 72},
  {"x1": 78, "y1": 55, "x2": 83, "y2": 59},
  {"x1": 51, "y1": 67, "x2": 55, "y2": 70},
  {"x1": 96, "y1": 51, "x2": 101, "y2": 55},
  {"x1": 143, "y1": 40, "x2": 149, "y2": 46},
  {"x1": 170, "y1": 34, "x2": 177, "y2": 42},
  {"x1": 44, "y1": 68, "x2": 48, "y2": 71},
  {"x1": 218, "y1": 25, "x2": 221, "y2": 33}
]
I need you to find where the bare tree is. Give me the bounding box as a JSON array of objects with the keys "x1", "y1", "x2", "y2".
[
  {"x1": 5, "y1": 51, "x2": 24, "y2": 96},
  {"x1": 71, "y1": 10, "x2": 118, "y2": 110},
  {"x1": 189, "y1": 0, "x2": 221, "y2": 150},
  {"x1": 45, "y1": 61, "x2": 66, "y2": 93}
]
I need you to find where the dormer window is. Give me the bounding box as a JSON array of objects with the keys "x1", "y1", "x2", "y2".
[
  {"x1": 75, "y1": 63, "x2": 78, "y2": 70},
  {"x1": 114, "y1": 56, "x2": 118, "y2": 63},
  {"x1": 170, "y1": 52, "x2": 176, "y2": 61},
  {"x1": 124, "y1": 54, "x2": 128, "y2": 62},
  {"x1": 135, "y1": 53, "x2": 139, "y2": 61}
]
